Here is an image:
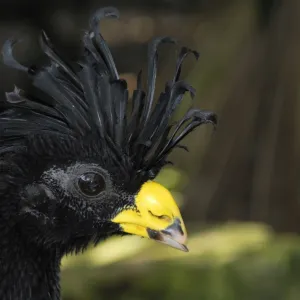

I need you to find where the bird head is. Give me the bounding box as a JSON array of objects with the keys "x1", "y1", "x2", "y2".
[{"x1": 0, "y1": 7, "x2": 217, "y2": 254}]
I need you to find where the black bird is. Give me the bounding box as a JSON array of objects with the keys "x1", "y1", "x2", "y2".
[{"x1": 0, "y1": 7, "x2": 217, "y2": 300}]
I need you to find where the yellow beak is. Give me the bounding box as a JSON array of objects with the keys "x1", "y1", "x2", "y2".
[{"x1": 112, "y1": 181, "x2": 188, "y2": 252}]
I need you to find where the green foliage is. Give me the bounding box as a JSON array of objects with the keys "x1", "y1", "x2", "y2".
[{"x1": 61, "y1": 223, "x2": 300, "y2": 300}]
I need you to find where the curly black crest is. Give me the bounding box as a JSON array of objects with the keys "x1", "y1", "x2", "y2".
[{"x1": 0, "y1": 6, "x2": 217, "y2": 181}]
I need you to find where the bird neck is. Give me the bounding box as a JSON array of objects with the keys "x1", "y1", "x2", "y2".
[{"x1": 0, "y1": 222, "x2": 62, "y2": 300}]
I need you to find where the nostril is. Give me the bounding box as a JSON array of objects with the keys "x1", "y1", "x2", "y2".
[
  {"x1": 158, "y1": 215, "x2": 172, "y2": 222},
  {"x1": 148, "y1": 210, "x2": 172, "y2": 223}
]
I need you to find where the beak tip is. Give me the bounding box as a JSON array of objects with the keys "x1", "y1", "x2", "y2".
[
  {"x1": 182, "y1": 245, "x2": 189, "y2": 252},
  {"x1": 147, "y1": 227, "x2": 189, "y2": 252}
]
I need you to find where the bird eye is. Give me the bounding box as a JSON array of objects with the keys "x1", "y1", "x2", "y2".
[{"x1": 77, "y1": 172, "x2": 106, "y2": 197}]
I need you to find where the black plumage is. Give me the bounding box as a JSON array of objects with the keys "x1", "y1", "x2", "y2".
[{"x1": 0, "y1": 7, "x2": 217, "y2": 300}]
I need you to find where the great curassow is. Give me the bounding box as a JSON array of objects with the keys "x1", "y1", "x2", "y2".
[{"x1": 0, "y1": 6, "x2": 217, "y2": 300}]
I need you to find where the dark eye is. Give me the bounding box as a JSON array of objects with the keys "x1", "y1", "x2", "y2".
[{"x1": 77, "y1": 172, "x2": 106, "y2": 197}]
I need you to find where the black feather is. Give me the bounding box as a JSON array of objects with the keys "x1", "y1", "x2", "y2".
[
  {"x1": 2, "y1": 38, "x2": 29, "y2": 72},
  {"x1": 1, "y1": 6, "x2": 217, "y2": 183}
]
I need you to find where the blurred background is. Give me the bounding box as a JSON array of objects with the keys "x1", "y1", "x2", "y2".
[{"x1": 1, "y1": 0, "x2": 300, "y2": 299}]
